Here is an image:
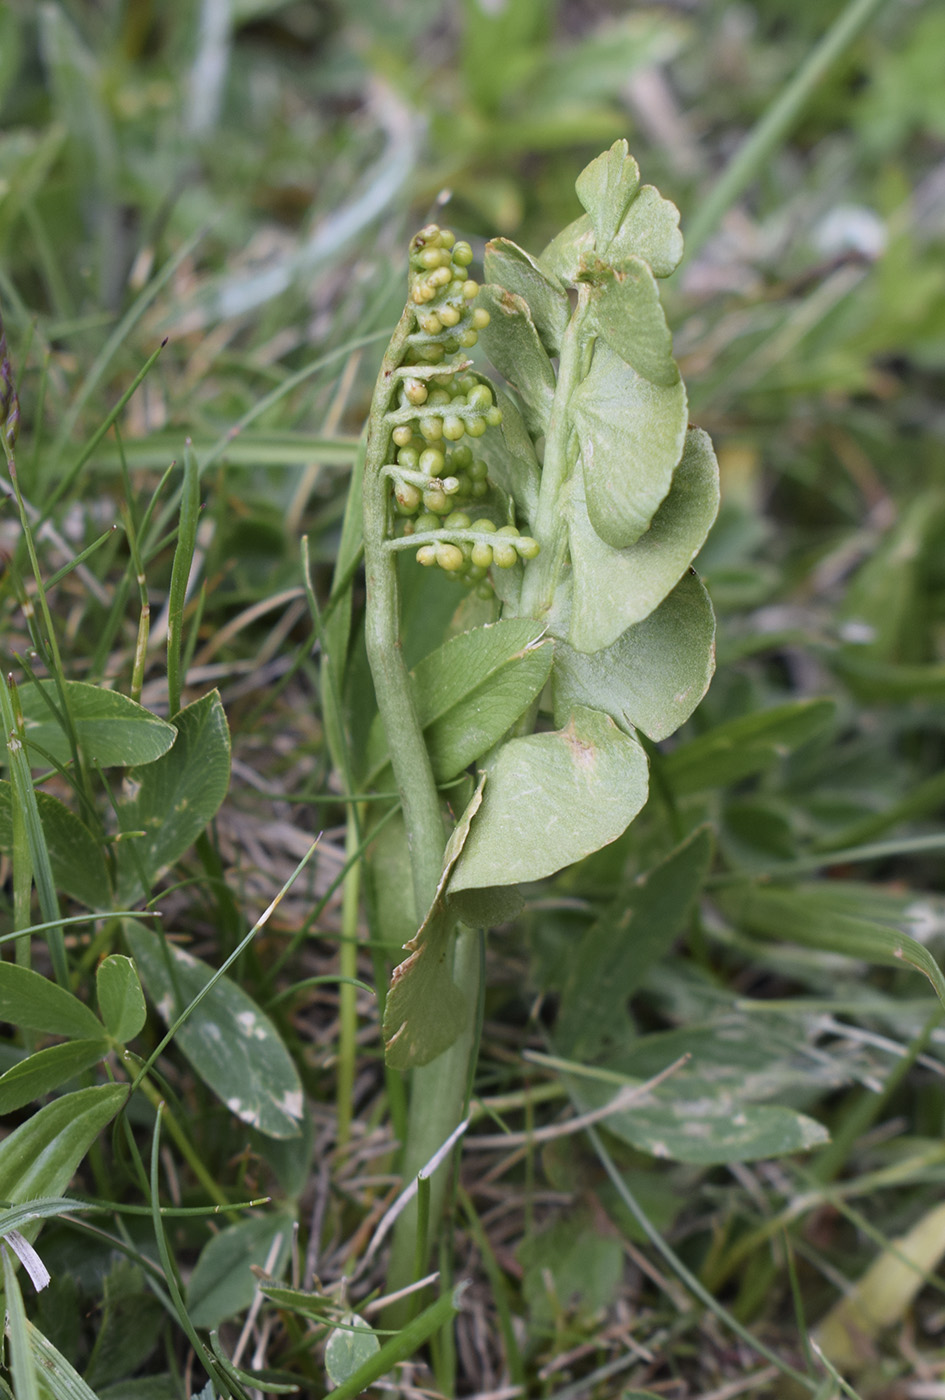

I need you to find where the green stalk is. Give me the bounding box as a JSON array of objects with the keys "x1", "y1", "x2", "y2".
[
  {"x1": 361, "y1": 305, "x2": 481, "y2": 1299},
  {"x1": 684, "y1": 0, "x2": 896, "y2": 259}
]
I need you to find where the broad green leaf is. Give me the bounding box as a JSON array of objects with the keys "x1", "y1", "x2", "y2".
[
  {"x1": 553, "y1": 571, "x2": 716, "y2": 741},
  {"x1": 566, "y1": 427, "x2": 720, "y2": 653},
  {"x1": 325, "y1": 1316, "x2": 380, "y2": 1388},
  {"x1": 447, "y1": 882, "x2": 524, "y2": 929},
  {"x1": 365, "y1": 620, "x2": 552, "y2": 783},
  {"x1": 96, "y1": 955, "x2": 147, "y2": 1044},
  {"x1": 555, "y1": 827, "x2": 713, "y2": 1060},
  {"x1": 604, "y1": 1099, "x2": 828, "y2": 1165},
  {"x1": 383, "y1": 776, "x2": 486, "y2": 1069},
  {"x1": 663, "y1": 698, "x2": 836, "y2": 795},
  {"x1": 186, "y1": 1211, "x2": 294, "y2": 1329},
  {"x1": 540, "y1": 165, "x2": 682, "y2": 286},
  {"x1": 0, "y1": 1040, "x2": 108, "y2": 1114},
  {"x1": 319, "y1": 1285, "x2": 468, "y2": 1400},
  {"x1": 113, "y1": 691, "x2": 230, "y2": 905},
  {"x1": 483, "y1": 238, "x2": 570, "y2": 355},
  {"x1": 716, "y1": 882, "x2": 945, "y2": 1010},
  {"x1": 84, "y1": 1259, "x2": 164, "y2": 1391},
  {"x1": 575, "y1": 140, "x2": 641, "y2": 249},
  {"x1": 16, "y1": 680, "x2": 176, "y2": 769},
  {"x1": 449, "y1": 706, "x2": 648, "y2": 893},
  {"x1": 588, "y1": 259, "x2": 680, "y2": 387},
  {"x1": 0, "y1": 1084, "x2": 128, "y2": 1211},
  {"x1": 125, "y1": 921, "x2": 304, "y2": 1138},
  {"x1": 0, "y1": 783, "x2": 111, "y2": 909},
  {"x1": 478, "y1": 285, "x2": 556, "y2": 436},
  {"x1": 572, "y1": 340, "x2": 687, "y2": 550},
  {"x1": 0, "y1": 962, "x2": 103, "y2": 1039}
]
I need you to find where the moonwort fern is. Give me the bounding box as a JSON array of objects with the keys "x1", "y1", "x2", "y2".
[{"x1": 359, "y1": 141, "x2": 719, "y2": 1290}]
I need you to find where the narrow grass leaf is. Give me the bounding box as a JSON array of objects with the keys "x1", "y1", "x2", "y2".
[
  {"x1": 0, "y1": 783, "x2": 111, "y2": 908},
  {"x1": 663, "y1": 698, "x2": 836, "y2": 795},
  {"x1": 125, "y1": 921, "x2": 304, "y2": 1139},
  {"x1": 166, "y1": 441, "x2": 200, "y2": 717},
  {"x1": 3, "y1": 1243, "x2": 41, "y2": 1400},
  {"x1": 323, "y1": 1283, "x2": 469, "y2": 1400}
]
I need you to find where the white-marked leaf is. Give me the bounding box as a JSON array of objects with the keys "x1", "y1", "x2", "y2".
[
  {"x1": 365, "y1": 620, "x2": 552, "y2": 783},
  {"x1": 16, "y1": 680, "x2": 176, "y2": 768},
  {"x1": 96, "y1": 954, "x2": 147, "y2": 1044},
  {"x1": 553, "y1": 571, "x2": 716, "y2": 741},
  {"x1": 572, "y1": 339, "x2": 687, "y2": 549},
  {"x1": 449, "y1": 706, "x2": 648, "y2": 893},
  {"x1": 113, "y1": 691, "x2": 230, "y2": 904},
  {"x1": 570, "y1": 1020, "x2": 830, "y2": 1164},
  {"x1": 478, "y1": 284, "x2": 556, "y2": 435},
  {"x1": 325, "y1": 1315, "x2": 380, "y2": 1388},
  {"x1": 0, "y1": 782, "x2": 111, "y2": 909},
  {"x1": 124, "y1": 921, "x2": 304, "y2": 1139},
  {"x1": 187, "y1": 1211, "x2": 294, "y2": 1329},
  {"x1": 566, "y1": 426, "x2": 720, "y2": 653},
  {"x1": 484, "y1": 238, "x2": 570, "y2": 354}
]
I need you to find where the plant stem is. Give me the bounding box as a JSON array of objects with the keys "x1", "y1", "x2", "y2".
[
  {"x1": 361, "y1": 305, "x2": 481, "y2": 1297},
  {"x1": 684, "y1": 0, "x2": 895, "y2": 260}
]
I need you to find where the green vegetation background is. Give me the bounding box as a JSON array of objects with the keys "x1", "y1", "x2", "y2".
[{"x1": 1, "y1": 1, "x2": 945, "y2": 1397}]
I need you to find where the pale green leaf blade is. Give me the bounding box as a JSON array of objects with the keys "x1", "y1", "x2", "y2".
[
  {"x1": 0, "y1": 1040, "x2": 109, "y2": 1115},
  {"x1": 475, "y1": 384, "x2": 541, "y2": 523},
  {"x1": 566, "y1": 426, "x2": 720, "y2": 653},
  {"x1": 125, "y1": 921, "x2": 304, "y2": 1138},
  {"x1": 477, "y1": 285, "x2": 556, "y2": 436},
  {"x1": 0, "y1": 1084, "x2": 129, "y2": 1212},
  {"x1": 325, "y1": 1316, "x2": 380, "y2": 1389},
  {"x1": 113, "y1": 691, "x2": 230, "y2": 904},
  {"x1": 553, "y1": 571, "x2": 716, "y2": 741},
  {"x1": 588, "y1": 258, "x2": 680, "y2": 386},
  {"x1": 96, "y1": 954, "x2": 147, "y2": 1044},
  {"x1": 575, "y1": 139, "x2": 641, "y2": 248},
  {"x1": 608, "y1": 183, "x2": 684, "y2": 278},
  {"x1": 483, "y1": 238, "x2": 570, "y2": 354},
  {"x1": 449, "y1": 706, "x2": 648, "y2": 893},
  {"x1": 0, "y1": 783, "x2": 111, "y2": 909},
  {"x1": 607, "y1": 1099, "x2": 828, "y2": 1165},
  {"x1": 0, "y1": 962, "x2": 103, "y2": 1039},
  {"x1": 186, "y1": 1212, "x2": 294, "y2": 1330},
  {"x1": 663, "y1": 698, "x2": 835, "y2": 795},
  {"x1": 365, "y1": 620, "x2": 551, "y2": 782},
  {"x1": 571, "y1": 339, "x2": 687, "y2": 548},
  {"x1": 17, "y1": 680, "x2": 176, "y2": 768}
]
